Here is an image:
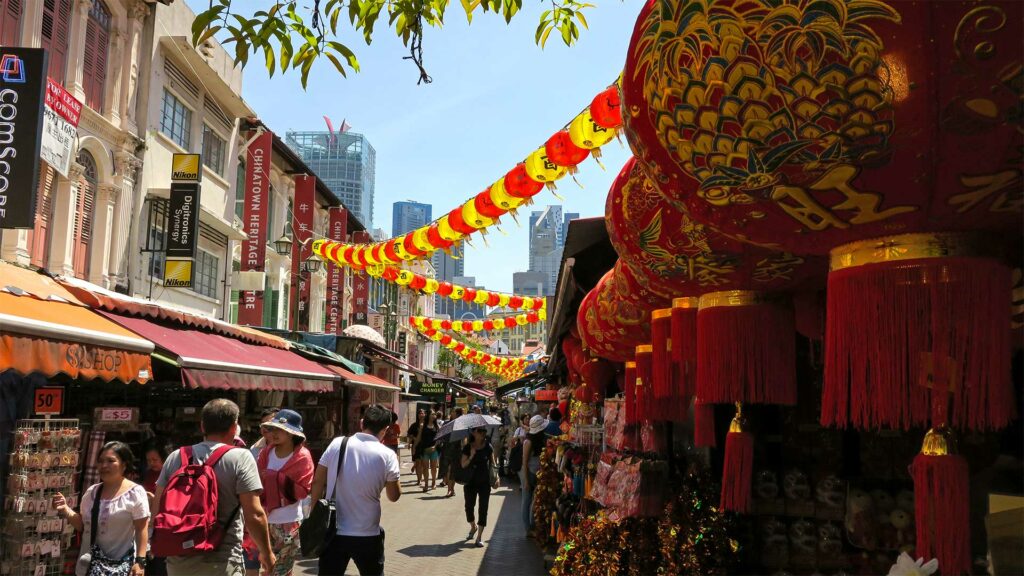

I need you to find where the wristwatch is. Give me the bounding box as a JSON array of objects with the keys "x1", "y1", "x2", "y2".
[{"x1": 134, "y1": 557, "x2": 147, "y2": 568}]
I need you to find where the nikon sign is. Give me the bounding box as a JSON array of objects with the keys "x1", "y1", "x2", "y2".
[
  {"x1": 0, "y1": 48, "x2": 47, "y2": 229},
  {"x1": 164, "y1": 155, "x2": 202, "y2": 288}
]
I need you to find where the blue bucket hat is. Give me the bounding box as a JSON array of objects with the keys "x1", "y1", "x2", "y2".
[{"x1": 261, "y1": 409, "x2": 305, "y2": 439}]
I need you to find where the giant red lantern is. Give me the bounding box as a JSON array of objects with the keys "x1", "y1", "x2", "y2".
[{"x1": 576, "y1": 262, "x2": 671, "y2": 363}]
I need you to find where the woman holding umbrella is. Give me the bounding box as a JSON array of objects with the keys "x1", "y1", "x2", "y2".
[{"x1": 461, "y1": 427, "x2": 498, "y2": 547}]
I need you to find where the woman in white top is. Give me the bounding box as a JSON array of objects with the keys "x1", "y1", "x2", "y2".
[{"x1": 54, "y1": 441, "x2": 150, "y2": 576}]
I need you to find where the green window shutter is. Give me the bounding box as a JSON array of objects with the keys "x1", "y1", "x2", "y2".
[
  {"x1": 263, "y1": 289, "x2": 278, "y2": 328},
  {"x1": 229, "y1": 290, "x2": 239, "y2": 323}
]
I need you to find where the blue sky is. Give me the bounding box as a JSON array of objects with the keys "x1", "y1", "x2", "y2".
[{"x1": 187, "y1": 1, "x2": 639, "y2": 292}]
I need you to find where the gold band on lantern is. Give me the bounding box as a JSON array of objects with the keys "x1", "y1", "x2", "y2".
[
  {"x1": 728, "y1": 402, "x2": 745, "y2": 433},
  {"x1": 625, "y1": 361, "x2": 636, "y2": 369},
  {"x1": 652, "y1": 309, "x2": 672, "y2": 320},
  {"x1": 698, "y1": 290, "x2": 768, "y2": 309},
  {"x1": 636, "y1": 345, "x2": 653, "y2": 354},
  {"x1": 673, "y1": 297, "x2": 699, "y2": 309},
  {"x1": 829, "y1": 233, "x2": 996, "y2": 272},
  {"x1": 920, "y1": 426, "x2": 958, "y2": 456}
]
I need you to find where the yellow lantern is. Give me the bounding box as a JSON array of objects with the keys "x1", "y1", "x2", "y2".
[
  {"x1": 569, "y1": 110, "x2": 616, "y2": 150},
  {"x1": 396, "y1": 270, "x2": 415, "y2": 286},
  {"x1": 498, "y1": 294, "x2": 511, "y2": 308},
  {"x1": 412, "y1": 227, "x2": 434, "y2": 254},
  {"x1": 516, "y1": 314, "x2": 528, "y2": 326},
  {"x1": 431, "y1": 331, "x2": 443, "y2": 342},
  {"x1": 522, "y1": 297, "x2": 535, "y2": 310},
  {"x1": 473, "y1": 290, "x2": 489, "y2": 305},
  {"x1": 452, "y1": 321, "x2": 463, "y2": 332},
  {"x1": 423, "y1": 278, "x2": 439, "y2": 294},
  {"x1": 461, "y1": 198, "x2": 494, "y2": 229},
  {"x1": 451, "y1": 286, "x2": 465, "y2": 300},
  {"x1": 489, "y1": 179, "x2": 528, "y2": 211},
  {"x1": 392, "y1": 236, "x2": 415, "y2": 261},
  {"x1": 437, "y1": 216, "x2": 464, "y2": 242},
  {"x1": 524, "y1": 147, "x2": 567, "y2": 183},
  {"x1": 472, "y1": 320, "x2": 484, "y2": 331},
  {"x1": 538, "y1": 308, "x2": 548, "y2": 321}
]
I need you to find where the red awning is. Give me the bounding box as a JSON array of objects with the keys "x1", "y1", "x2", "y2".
[
  {"x1": 452, "y1": 382, "x2": 495, "y2": 398},
  {"x1": 325, "y1": 364, "x2": 400, "y2": 391},
  {"x1": 100, "y1": 312, "x2": 337, "y2": 392}
]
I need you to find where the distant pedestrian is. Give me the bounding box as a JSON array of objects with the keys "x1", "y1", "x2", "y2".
[
  {"x1": 382, "y1": 412, "x2": 401, "y2": 457},
  {"x1": 544, "y1": 407, "x2": 564, "y2": 437},
  {"x1": 250, "y1": 407, "x2": 281, "y2": 460},
  {"x1": 153, "y1": 399, "x2": 274, "y2": 575},
  {"x1": 417, "y1": 412, "x2": 440, "y2": 491},
  {"x1": 520, "y1": 415, "x2": 547, "y2": 530},
  {"x1": 141, "y1": 441, "x2": 170, "y2": 575},
  {"x1": 310, "y1": 404, "x2": 401, "y2": 576},
  {"x1": 439, "y1": 407, "x2": 465, "y2": 497},
  {"x1": 461, "y1": 427, "x2": 498, "y2": 548},
  {"x1": 407, "y1": 410, "x2": 426, "y2": 486},
  {"x1": 243, "y1": 409, "x2": 314, "y2": 576},
  {"x1": 471, "y1": 405, "x2": 482, "y2": 415},
  {"x1": 53, "y1": 441, "x2": 150, "y2": 576}
]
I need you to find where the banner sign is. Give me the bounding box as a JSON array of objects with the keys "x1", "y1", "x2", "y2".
[
  {"x1": 237, "y1": 130, "x2": 272, "y2": 326},
  {"x1": 350, "y1": 230, "x2": 371, "y2": 325},
  {"x1": 0, "y1": 48, "x2": 47, "y2": 229},
  {"x1": 170, "y1": 153, "x2": 201, "y2": 182},
  {"x1": 33, "y1": 387, "x2": 64, "y2": 415},
  {"x1": 164, "y1": 181, "x2": 200, "y2": 287},
  {"x1": 415, "y1": 379, "x2": 447, "y2": 396},
  {"x1": 325, "y1": 207, "x2": 348, "y2": 334},
  {"x1": 40, "y1": 78, "x2": 80, "y2": 177},
  {"x1": 290, "y1": 175, "x2": 315, "y2": 330}
]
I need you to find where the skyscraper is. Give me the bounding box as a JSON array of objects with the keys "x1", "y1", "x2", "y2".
[
  {"x1": 285, "y1": 130, "x2": 376, "y2": 229},
  {"x1": 432, "y1": 250, "x2": 464, "y2": 318},
  {"x1": 392, "y1": 201, "x2": 432, "y2": 237},
  {"x1": 526, "y1": 205, "x2": 574, "y2": 296}
]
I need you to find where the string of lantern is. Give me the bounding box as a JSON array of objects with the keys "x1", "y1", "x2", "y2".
[{"x1": 408, "y1": 307, "x2": 546, "y2": 335}]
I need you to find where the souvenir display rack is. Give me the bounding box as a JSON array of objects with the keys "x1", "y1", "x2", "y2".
[{"x1": 1, "y1": 419, "x2": 82, "y2": 576}]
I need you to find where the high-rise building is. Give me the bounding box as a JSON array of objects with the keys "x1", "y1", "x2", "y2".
[
  {"x1": 392, "y1": 201, "x2": 432, "y2": 237},
  {"x1": 451, "y1": 276, "x2": 486, "y2": 320},
  {"x1": 513, "y1": 271, "x2": 547, "y2": 297},
  {"x1": 432, "y1": 250, "x2": 465, "y2": 318},
  {"x1": 285, "y1": 130, "x2": 376, "y2": 229},
  {"x1": 526, "y1": 206, "x2": 573, "y2": 296}
]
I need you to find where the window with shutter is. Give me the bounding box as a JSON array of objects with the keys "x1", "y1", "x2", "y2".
[
  {"x1": 82, "y1": 0, "x2": 110, "y2": 112},
  {"x1": 41, "y1": 0, "x2": 72, "y2": 83},
  {"x1": 73, "y1": 150, "x2": 98, "y2": 279},
  {"x1": 29, "y1": 165, "x2": 56, "y2": 268},
  {"x1": 0, "y1": 0, "x2": 21, "y2": 46}
]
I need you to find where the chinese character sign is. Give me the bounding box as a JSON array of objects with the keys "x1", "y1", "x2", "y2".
[
  {"x1": 237, "y1": 130, "x2": 272, "y2": 326},
  {"x1": 290, "y1": 174, "x2": 315, "y2": 330},
  {"x1": 325, "y1": 207, "x2": 347, "y2": 333},
  {"x1": 350, "y1": 230, "x2": 371, "y2": 325}
]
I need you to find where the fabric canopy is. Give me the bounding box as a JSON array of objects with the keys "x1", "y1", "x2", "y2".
[
  {"x1": 325, "y1": 364, "x2": 399, "y2": 391},
  {"x1": 0, "y1": 262, "x2": 153, "y2": 384},
  {"x1": 452, "y1": 382, "x2": 495, "y2": 398},
  {"x1": 100, "y1": 312, "x2": 337, "y2": 392}
]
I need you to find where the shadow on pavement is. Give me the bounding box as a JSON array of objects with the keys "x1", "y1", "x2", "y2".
[
  {"x1": 477, "y1": 482, "x2": 547, "y2": 576},
  {"x1": 396, "y1": 541, "x2": 473, "y2": 558}
]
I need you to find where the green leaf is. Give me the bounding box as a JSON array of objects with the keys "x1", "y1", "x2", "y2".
[
  {"x1": 539, "y1": 23, "x2": 554, "y2": 48},
  {"x1": 195, "y1": 25, "x2": 222, "y2": 47},
  {"x1": 560, "y1": 22, "x2": 571, "y2": 45},
  {"x1": 190, "y1": 6, "x2": 224, "y2": 46},
  {"x1": 328, "y1": 41, "x2": 360, "y2": 72},
  {"x1": 300, "y1": 56, "x2": 314, "y2": 88},
  {"x1": 325, "y1": 52, "x2": 348, "y2": 77},
  {"x1": 292, "y1": 44, "x2": 311, "y2": 67},
  {"x1": 278, "y1": 33, "x2": 293, "y2": 71},
  {"x1": 460, "y1": 0, "x2": 474, "y2": 23},
  {"x1": 330, "y1": 7, "x2": 341, "y2": 34},
  {"x1": 574, "y1": 10, "x2": 588, "y2": 30},
  {"x1": 263, "y1": 45, "x2": 276, "y2": 77}
]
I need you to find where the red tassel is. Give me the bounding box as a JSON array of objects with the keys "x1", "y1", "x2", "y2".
[
  {"x1": 635, "y1": 345, "x2": 653, "y2": 421},
  {"x1": 672, "y1": 299, "x2": 698, "y2": 420},
  {"x1": 793, "y1": 290, "x2": 826, "y2": 341},
  {"x1": 693, "y1": 400, "x2": 716, "y2": 448},
  {"x1": 720, "y1": 406, "x2": 753, "y2": 513},
  {"x1": 697, "y1": 293, "x2": 796, "y2": 405},
  {"x1": 823, "y1": 254, "x2": 1014, "y2": 431},
  {"x1": 911, "y1": 428, "x2": 971, "y2": 575},
  {"x1": 624, "y1": 361, "x2": 637, "y2": 425},
  {"x1": 651, "y1": 310, "x2": 672, "y2": 421}
]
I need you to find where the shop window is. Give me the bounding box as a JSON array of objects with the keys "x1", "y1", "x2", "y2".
[
  {"x1": 202, "y1": 124, "x2": 226, "y2": 176},
  {"x1": 29, "y1": 165, "x2": 57, "y2": 268},
  {"x1": 160, "y1": 89, "x2": 192, "y2": 150},
  {"x1": 1, "y1": 0, "x2": 21, "y2": 46},
  {"x1": 72, "y1": 150, "x2": 97, "y2": 279},
  {"x1": 229, "y1": 290, "x2": 239, "y2": 323},
  {"x1": 82, "y1": 0, "x2": 110, "y2": 111},
  {"x1": 194, "y1": 249, "x2": 219, "y2": 299},
  {"x1": 41, "y1": 0, "x2": 72, "y2": 83},
  {"x1": 148, "y1": 227, "x2": 165, "y2": 280}
]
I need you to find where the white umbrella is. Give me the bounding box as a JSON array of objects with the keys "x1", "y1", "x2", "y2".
[
  {"x1": 342, "y1": 324, "x2": 386, "y2": 347},
  {"x1": 435, "y1": 413, "x2": 502, "y2": 443}
]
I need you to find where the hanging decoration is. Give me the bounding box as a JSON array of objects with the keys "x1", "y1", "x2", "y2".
[
  {"x1": 310, "y1": 84, "x2": 625, "y2": 270},
  {"x1": 413, "y1": 321, "x2": 533, "y2": 379},
  {"x1": 407, "y1": 308, "x2": 546, "y2": 335}
]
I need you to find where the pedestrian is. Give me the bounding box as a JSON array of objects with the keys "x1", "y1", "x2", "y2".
[
  {"x1": 53, "y1": 441, "x2": 150, "y2": 576},
  {"x1": 544, "y1": 407, "x2": 564, "y2": 437},
  {"x1": 471, "y1": 405, "x2": 482, "y2": 415},
  {"x1": 153, "y1": 399, "x2": 275, "y2": 576},
  {"x1": 250, "y1": 407, "x2": 281, "y2": 460},
  {"x1": 241, "y1": 409, "x2": 314, "y2": 576},
  {"x1": 417, "y1": 412, "x2": 440, "y2": 491},
  {"x1": 407, "y1": 409, "x2": 426, "y2": 486},
  {"x1": 439, "y1": 407, "x2": 464, "y2": 497},
  {"x1": 141, "y1": 440, "x2": 170, "y2": 576},
  {"x1": 310, "y1": 404, "x2": 401, "y2": 576},
  {"x1": 461, "y1": 427, "x2": 498, "y2": 548},
  {"x1": 382, "y1": 412, "x2": 401, "y2": 458},
  {"x1": 520, "y1": 415, "x2": 547, "y2": 530}
]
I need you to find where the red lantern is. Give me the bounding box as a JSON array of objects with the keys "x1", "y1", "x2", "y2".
[
  {"x1": 402, "y1": 234, "x2": 425, "y2": 258},
  {"x1": 580, "y1": 358, "x2": 615, "y2": 398},
  {"x1": 483, "y1": 320, "x2": 494, "y2": 331},
  {"x1": 545, "y1": 131, "x2": 590, "y2": 168},
  {"x1": 463, "y1": 288, "x2": 477, "y2": 302},
  {"x1": 382, "y1": 267, "x2": 399, "y2": 282},
  {"x1": 474, "y1": 189, "x2": 507, "y2": 219},
  {"x1": 504, "y1": 317, "x2": 517, "y2": 328},
  {"x1": 508, "y1": 296, "x2": 523, "y2": 309},
  {"x1": 526, "y1": 312, "x2": 539, "y2": 323},
  {"x1": 409, "y1": 275, "x2": 426, "y2": 291},
  {"x1": 454, "y1": 343, "x2": 465, "y2": 353},
  {"x1": 590, "y1": 86, "x2": 622, "y2": 129},
  {"x1": 440, "y1": 320, "x2": 452, "y2": 330},
  {"x1": 424, "y1": 328, "x2": 436, "y2": 338},
  {"x1": 437, "y1": 282, "x2": 453, "y2": 297},
  {"x1": 576, "y1": 262, "x2": 670, "y2": 363},
  {"x1": 447, "y1": 207, "x2": 477, "y2": 236},
  {"x1": 486, "y1": 292, "x2": 500, "y2": 307},
  {"x1": 383, "y1": 240, "x2": 401, "y2": 263},
  {"x1": 407, "y1": 316, "x2": 416, "y2": 326},
  {"x1": 503, "y1": 163, "x2": 544, "y2": 198},
  {"x1": 441, "y1": 335, "x2": 452, "y2": 346},
  {"x1": 427, "y1": 223, "x2": 453, "y2": 249}
]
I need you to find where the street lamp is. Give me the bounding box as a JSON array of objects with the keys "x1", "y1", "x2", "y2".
[
  {"x1": 301, "y1": 253, "x2": 322, "y2": 274},
  {"x1": 273, "y1": 225, "x2": 293, "y2": 256}
]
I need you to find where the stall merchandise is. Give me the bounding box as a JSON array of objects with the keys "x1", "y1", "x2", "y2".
[{"x1": 1, "y1": 419, "x2": 82, "y2": 576}]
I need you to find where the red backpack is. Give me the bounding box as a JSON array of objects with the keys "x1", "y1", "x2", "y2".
[{"x1": 152, "y1": 445, "x2": 238, "y2": 557}]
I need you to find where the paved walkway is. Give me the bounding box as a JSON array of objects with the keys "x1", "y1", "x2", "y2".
[{"x1": 296, "y1": 453, "x2": 547, "y2": 576}]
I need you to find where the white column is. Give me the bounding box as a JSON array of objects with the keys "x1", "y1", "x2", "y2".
[
  {"x1": 89, "y1": 183, "x2": 118, "y2": 286},
  {"x1": 105, "y1": 26, "x2": 125, "y2": 127},
  {"x1": 109, "y1": 150, "x2": 141, "y2": 289},
  {"x1": 123, "y1": 1, "x2": 148, "y2": 135},
  {"x1": 0, "y1": 229, "x2": 30, "y2": 265},
  {"x1": 48, "y1": 163, "x2": 85, "y2": 277},
  {"x1": 19, "y1": 0, "x2": 44, "y2": 47},
  {"x1": 68, "y1": 0, "x2": 94, "y2": 104}
]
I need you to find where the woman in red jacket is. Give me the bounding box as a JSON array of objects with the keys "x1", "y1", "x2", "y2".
[{"x1": 243, "y1": 409, "x2": 314, "y2": 576}]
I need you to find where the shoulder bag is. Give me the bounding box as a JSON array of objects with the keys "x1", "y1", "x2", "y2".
[
  {"x1": 76, "y1": 484, "x2": 135, "y2": 576},
  {"x1": 299, "y1": 436, "x2": 349, "y2": 558}
]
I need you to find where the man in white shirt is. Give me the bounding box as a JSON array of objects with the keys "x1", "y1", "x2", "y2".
[{"x1": 309, "y1": 404, "x2": 401, "y2": 576}]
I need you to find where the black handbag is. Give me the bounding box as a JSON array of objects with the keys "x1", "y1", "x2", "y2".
[{"x1": 299, "y1": 436, "x2": 349, "y2": 558}]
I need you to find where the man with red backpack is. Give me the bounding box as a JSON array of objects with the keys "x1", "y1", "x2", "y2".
[{"x1": 152, "y1": 399, "x2": 275, "y2": 575}]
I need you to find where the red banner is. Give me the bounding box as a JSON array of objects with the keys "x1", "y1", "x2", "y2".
[
  {"x1": 237, "y1": 130, "x2": 272, "y2": 326},
  {"x1": 290, "y1": 175, "x2": 315, "y2": 331},
  {"x1": 325, "y1": 207, "x2": 348, "y2": 334},
  {"x1": 350, "y1": 230, "x2": 371, "y2": 326}
]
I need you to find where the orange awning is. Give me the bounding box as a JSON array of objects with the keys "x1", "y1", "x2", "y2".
[
  {"x1": 0, "y1": 262, "x2": 153, "y2": 384},
  {"x1": 325, "y1": 364, "x2": 400, "y2": 391}
]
